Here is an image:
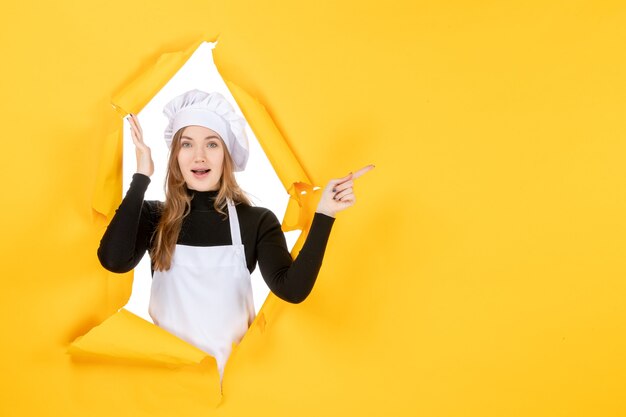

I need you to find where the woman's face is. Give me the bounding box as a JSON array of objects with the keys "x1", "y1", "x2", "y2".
[{"x1": 177, "y1": 125, "x2": 225, "y2": 191}]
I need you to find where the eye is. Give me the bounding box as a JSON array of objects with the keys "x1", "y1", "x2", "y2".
[
  {"x1": 208, "y1": 142, "x2": 219, "y2": 148},
  {"x1": 181, "y1": 142, "x2": 191, "y2": 148}
]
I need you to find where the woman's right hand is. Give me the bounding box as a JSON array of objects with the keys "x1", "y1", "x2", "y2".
[{"x1": 127, "y1": 113, "x2": 154, "y2": 177}]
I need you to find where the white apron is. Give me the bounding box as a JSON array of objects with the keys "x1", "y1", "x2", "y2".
[{"x1": 148, "y1": 200, "x2": 256, "y2": 381}]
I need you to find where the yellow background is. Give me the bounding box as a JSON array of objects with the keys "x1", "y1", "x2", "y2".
[{"x1": 1, "y1": 1, "x2": 625, "y2": 416}]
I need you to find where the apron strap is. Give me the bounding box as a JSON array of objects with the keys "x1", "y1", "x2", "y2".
[{"x1": 226, "y1": 200, "x2": 242, "y2": 246}]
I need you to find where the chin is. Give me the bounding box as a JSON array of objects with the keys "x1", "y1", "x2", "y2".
[{"x1": 186, "y1": 181, "x2": 219, "y2": 192}]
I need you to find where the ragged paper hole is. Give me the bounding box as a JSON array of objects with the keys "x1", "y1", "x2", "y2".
[{"x1": 74, "y1": 39, "x2": 319, "y2": 395}]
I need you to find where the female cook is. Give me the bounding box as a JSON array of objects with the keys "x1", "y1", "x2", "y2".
[{"x1": 97, "y1": 89, "x2": 373, "y2": 380}]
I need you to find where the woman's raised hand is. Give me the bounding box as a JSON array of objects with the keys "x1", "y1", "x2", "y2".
[
  {"x1": 316, "y1": 164, "x2": 375, "y2": 218},
  {"x1": 127, "y1": 113, "x2": 154, "y2": 177}
]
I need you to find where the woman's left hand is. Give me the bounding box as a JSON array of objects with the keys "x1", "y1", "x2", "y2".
[{"x1": 316, "y1": 164, "x2": 375, "y2": 218}]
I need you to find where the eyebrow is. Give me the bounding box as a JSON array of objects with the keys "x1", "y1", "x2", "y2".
[{"x1": 181, "y1": 135, "x2": 220, "y2": 140}]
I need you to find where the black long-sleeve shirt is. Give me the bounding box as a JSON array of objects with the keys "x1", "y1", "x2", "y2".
[{"x1": 97, "y1": 173, "x2": 335, "y2": 303}]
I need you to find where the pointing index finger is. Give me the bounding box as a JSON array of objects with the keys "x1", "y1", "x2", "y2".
[
  {"x1": 351, "y1": 164, "x2": 375, "y2": 180},
  {"x1": 333, "y1": 164, "x2": 375, "y2": 187}
]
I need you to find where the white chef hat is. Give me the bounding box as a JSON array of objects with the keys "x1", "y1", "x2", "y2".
[{"x1": 163, "y1": 89, "x2": 249, "y2": 171}]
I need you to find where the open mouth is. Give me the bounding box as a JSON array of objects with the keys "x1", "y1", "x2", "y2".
[{"x1": 191, "y1": 169, "x2": 211, "y2": 178}]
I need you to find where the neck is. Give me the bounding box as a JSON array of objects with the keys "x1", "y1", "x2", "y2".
[{"x1": 186, "y1": 186, "x2": 219, "y2": 211}]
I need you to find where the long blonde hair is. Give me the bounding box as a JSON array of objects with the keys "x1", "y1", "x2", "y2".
[{"x1": 151, "y1": 127, "x2": 251, "y2": 271}]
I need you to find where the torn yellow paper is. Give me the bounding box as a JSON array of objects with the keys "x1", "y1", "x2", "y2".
[
  {"x1": 227, "y1": 81, "x2": 320, "y2": 232},
  {"x1": 72, "y1": 38, "x2": 316, "y2": 390},
  {"x1": 68, "y1": 308, "x2": 213, "y2": 367},
  {"x1": 111, "y1": 38, "x2": 207, "y2": 117}
]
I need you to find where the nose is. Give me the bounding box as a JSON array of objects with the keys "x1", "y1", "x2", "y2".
[{"x1": 193, "y1": 146, "x2": 206, "y2": 162}]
